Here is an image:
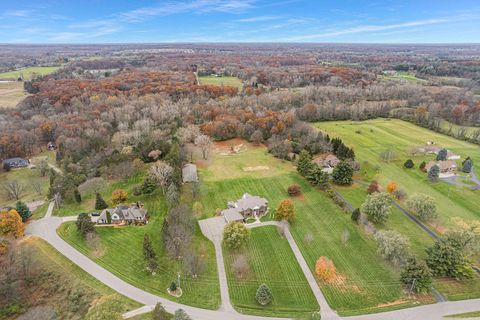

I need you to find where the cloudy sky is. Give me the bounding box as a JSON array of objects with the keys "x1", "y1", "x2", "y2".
[{"x1": 1, "y1": 0, "x2": 480, "y2": 43}]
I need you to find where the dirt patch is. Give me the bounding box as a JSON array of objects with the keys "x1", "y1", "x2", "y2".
[
  {"x1": 213, "y1": 138, "x2": 250, "y2": 155},
  {"x1": 376, "y1": 299, "x2": 408, "y2": 308},
  {"x1": 242, "y1": 166, "x2": 270, "y2": 172}
]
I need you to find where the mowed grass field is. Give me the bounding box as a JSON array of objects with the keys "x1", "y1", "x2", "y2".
[
  {"x1": 223, "y1": 226, "x2": 319, "y2": 317},
  {"x1": 198, "y1": 75, "x2": 243, "y2": 90},
  {"x1": 0, "y1": 66, "x2": 60, "y2": 80},
  {"x1": 0, "y1": 81, "x2": 27, "y2": 108},
  {"x1": 315, "y1": 119, "x2": 480, "y2": 231},
  {"x1": 199, "y1": 141, "x2": 429, "y2": 316},
  {"x1": 382, "y1": 71, "x2": 427, "y2": 83},
  {"x1": 57, "y1": 174, "x2": 221, "y2": 309}
]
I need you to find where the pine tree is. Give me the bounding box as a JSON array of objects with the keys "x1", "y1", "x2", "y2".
[
  {"x1": 143, "y1": 234, "x2": 158, "y2": 273},
  {"x1": 140, "y1": 176, "x2": 157, "y2": 194},
  {"x1": 462, "y1": 159, "x2": 473, "y2": 173},
  {"x1": 332, "y1": 161, "x2": 353, "y2": 185},
  {"x1": 436, "y1": 148, "x2": 448, "y2": 161},
  {"x1": 297, "y1": 150, "x2": 313, "y2": 176},
  {"x1": 428, "y1": 165, "x2": 440, "y2": 182},
  {"x1": 15, "y1": 201, "x2": 31, "y2": 222},
  {"x1": 351, "y1": 208, "x2": 360, "y2": 223},
  {"x1": 95, "y1": 193, "x2": 108, "y2": 210},
  {"x1": 404, "y1": 159, "x2": 414, "y2": 169}
]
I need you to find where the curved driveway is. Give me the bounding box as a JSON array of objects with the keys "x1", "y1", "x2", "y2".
[{"x1": 26, "y1": 211, "x2": 480, "y2": 320}]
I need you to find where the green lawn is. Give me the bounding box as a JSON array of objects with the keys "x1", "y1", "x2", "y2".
[
  {"x1": 13, "y1": 237, "x2": 140, "y2": 319},
  {"x1": 444, "y1": 310, "x2": 480, "y2": 318},
  {"x1": 315, "y1": 119, "x2": 480, "y2": 231},
  {"x1": 0, "y1": 151, "x2": 56, "y2": 208},
  {"x1": 199, "y1": 142, "x2": 431, "y2": 316},
  {"x1": 57, "y1": 191, "x2": 221, "y2": 309},
  {"x1": 0, "y1": 66, "x2": 60, "y2": 80},
  {"x1": 382, "y1": 71, "x2": 427, "y2": 83},
  {"x1": 223, "y1": 226, "x2": 319, "y2": 317},
  {"x1": 198, "y1": 75, "x2": 243, "y2": 90}
]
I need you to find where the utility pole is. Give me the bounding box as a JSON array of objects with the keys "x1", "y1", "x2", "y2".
[
  {"x1": 177, "y1": 271, "x2": 181, "y2": 289},
  {"x1": 410, "y1": 278, "x2": 416, "y2": 293}
]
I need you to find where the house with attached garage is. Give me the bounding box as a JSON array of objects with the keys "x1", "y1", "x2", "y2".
[
  {"x1": 221, "y1": 193, "x2": 268, "y2": 223},
  {"x1": 97, "y1": 203, "x2": 148, "y2": 225},
  {"x1": 312, "y1": 154, "x2": 340, "y2": 174},
  {"x1": 425, "y1": 160, "x2": 457, "y2": 177}
]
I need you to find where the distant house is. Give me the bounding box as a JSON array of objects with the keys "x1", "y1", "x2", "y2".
[
  {"x1": 182, "y1": 163, "x2": 198, "y2": 183},
  {"x1": 383, "y1": 70, "x2": 397, "y2": 76},
  {"x1": 2, "y1": 157, "x2": 29, "y2": 169},
  {"x1": 425, "y1": 146, "x2": 442, "y2": 154},
  {"x1": 313, "y1": 154, "x2": 340, "y2": 174},
  {"x1": 221, "y1": 193, "x2": 268, "y2": 223},
  {"x1": 97, "y1": 203, "x2": 148, "y2": 225},
  {"x1": 425, "y1": 160, "x2": 457, "y2": 176}
]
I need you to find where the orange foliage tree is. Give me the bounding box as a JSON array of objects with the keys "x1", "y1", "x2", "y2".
[
  {"x1": 386, "y1": 181, "x2": 397, "y2": 193},
  {"x1": 111, "y1": 189, "x2": 128, "y2": 205},
  {"x1": 315, "y1": 256, "x2": 337, "y2": 282},
  {"x1": 0, "y1": 209, "x2": 25, "y2": 238},
  {"x1": 275, "y1": 199, "x2": 296, "y2": 222}
]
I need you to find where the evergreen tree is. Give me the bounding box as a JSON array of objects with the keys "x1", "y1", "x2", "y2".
[
  {"x1": 255, "y1": 283, "x2": 273, "y2": 306},
  {"x1": 297, "y1": 150, "x2": 313, "y2": 176},
  {"x1": 143, "y1": 234, "x2": 158, "y2": 273},
  {"x1": 404, "y1": 159, "x2": 414, "y2": 169},
  {"x1": 462, "y1": 159, "x2": 473, "y2": 173},
  {"x1": 140, "y1": 176, "x2": 157, "y2": 194},
  {"x1": 436, "y1": 148, "x2": 448, "y2": 161},
  {"x1": 169, "y1": 281, "x2": 177, "y2": 292},
  {"x1": 15, "y1": 201, "x2": 31, "y2": 222},
  {"x1": 95, "y1": 193, "x2": 108, "y2": 210},
  {"x1": 332, "y1": 161, "x2": 353, "y2": 185},
  {"x1": 76, "y1": 213, "x2": 95, "y2": 236},
  {"x1": 74, "y1": 188, "x2": 82, "y2": 203},
  {"x1": 428, "y1": 165, "x2": 440, "y2": 182},
  {"x1": 419, "y1": 161, "x2": 426, "y2": 171},
  {"x1": 152, "y1": 303, "x2": 170, "y2": 320}
]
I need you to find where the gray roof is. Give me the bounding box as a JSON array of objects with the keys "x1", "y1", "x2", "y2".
[
  {"x1": 182, "y1": 163, "x2": 198, "y2": 183},
  {"x1": 2, "y1": 158, "x2": 29, "y2": 167},
  {"x1": 236, "y1": 193, "x2": 268, "y2": 210},
  {"x1": 222, "y1": 208, "x2": 245, "y2": 223},
  {"x1": 98, "y1": 204, "x2": 147, "y2": 223}
]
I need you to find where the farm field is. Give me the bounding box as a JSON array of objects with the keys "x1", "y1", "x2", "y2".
[
  {"x1": 5, "y1": 237, "x2": 140, "y2": 319},
  {"x1": 57, "y1": 183, "x2": 221, "y2": 310},
  {"x1": 315, "y1": 119, "x2": 480, "y2": 231},
  {"x1": 223, "y1": 226, "x2": 319, "y2": 317},
  {"x1": 197, "y1": 75, "x2": 243, "y2": 90},
  {"x1": 199, "y1": 140, "x2": 431, "y2": 316},
  {"x1": 0, "y1": 81, "x2": 27, "y2": 108},
  {"x1": 0, "y1": 66, "x2": 60, "y2": 80}
]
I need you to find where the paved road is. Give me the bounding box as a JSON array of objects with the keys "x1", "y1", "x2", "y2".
[{"x1": 26, "y1": 211, "x2": 480, "y2": 320}]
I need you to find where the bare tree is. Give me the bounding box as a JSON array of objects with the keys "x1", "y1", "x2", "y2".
[
  {"x1": 231, "y1": 253, "x2": 250, "y2": 280},
  {"x1": 38, "y1": 159, "x2": 49, "y2": 177},
  {"x1": 194, "y1": 134, "x2": 212, "y2": 160},
  {"x1": 177, "y1": 125, "x2": 201, "y2": 145},
  {"x1": 162, "y1": 205, "x2": 194, "y2": 259},
  {"x1": 184, "y1": 249, "x2": 206, "y2": 278},
  {"x1": 3, "y1": 181, "x2": 25, "y2": 200},
  {"x1": 149, "y1": 161, "x2": 174, "y2": 194},
  {"x1": 31, "y1": 182, "x2": 43, "y2": 196}
]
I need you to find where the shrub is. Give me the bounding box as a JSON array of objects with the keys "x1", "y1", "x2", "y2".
[
  {"x1": 169, "y1": 281, "x2": 177, "y2": 292},
  {"x1": 223, "y1": 222, "x2": 249, "y2": 249},
  {"x1": 275, "y1": 199, "x2": 296, "y2": 222},
  {"x1": 404, "y1": 159, "x2": 414, "y2": 169},
  {"x1": 74, "y1": 188, "x2": 82, "y2": 203},
  {"x1": 374, "y1": 230, "x2": 410, "y2": 266},
  {"x1": 315, "y1": 256, "x2": 336, "y2": 282},
  {"x1": 351, "y1": 208, "x2": 360, "y2": 223},
  {"x1": 15, "y1": 201, "x2": 31, "y2": 222},
  {"x1": 400, "y1": 258, "x2": 432, "y2": 293},
  {"x1": 392, "y1": 188, "x2": 407, "y2": 200},
  {"x1": 287, "y1": 184, "x2": 301, "y2": 196},
  {"x1": 255, "y1": 284, "x2": 273, "y2": 306},
  {"x1": 386, "y1": 181, "x2": 397, "y2": 193},
  {"x1": 419, "y1": 161, "x2": 426, "y2": 171},
  {"x1": 332, "y1": 161, "x2": 353, "y2": 185},
  {"x1": 361, "y1": 192, "x2": 393, "y2": 224},
  {"x1": 367, "y1": 181, "x2": 380, "y2": 194},
  {"x1": 111, "y1": 189, "x2": 128, "y2": 205},
  {"x1": 152, "y1": 303, "x2": 170, "y2": 320}
]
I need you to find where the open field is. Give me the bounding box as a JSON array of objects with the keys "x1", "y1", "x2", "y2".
[
  {"x1": 382, "y1": 71, "x2": 427, "y2": 83},
  {"x1": 199, "y1": 140, "x2": 431, "y2": 316},
  {"x1": 0, "y1": 81, "x2": 27, "y2": 108},
  {"x1": 223, "y1": 226, "x2": 319, "y2": 317},
  {"x1": 198, "y1": 75, "x2": 243, "y2": 90},
  {"x1": 57, "y1": 178, "x2": 221, "y2": 309},
  {"x1": 2, "y1": 237, "x2": 140, "y2": 319},
  {"x1": 316, "y1": 119, "x2": 480, "y2": 231},
  {"x1": 0, "y1": 66, "x2": 60, "y2": 80}
]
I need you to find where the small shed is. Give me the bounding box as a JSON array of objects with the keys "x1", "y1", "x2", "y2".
[{"x1": 182, "y1": 163, "x2": 198, "y2": 183}]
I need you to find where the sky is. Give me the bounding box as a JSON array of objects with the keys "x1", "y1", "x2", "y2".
[{"x1": 1, "y1": 0, "x2": 480, "y2": 43}]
